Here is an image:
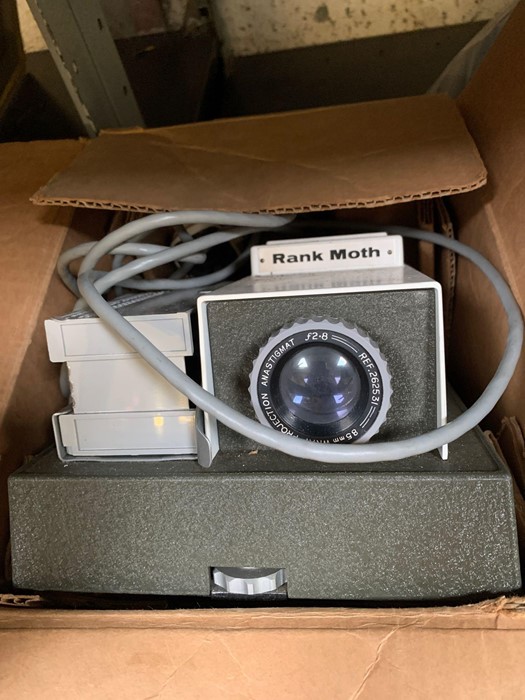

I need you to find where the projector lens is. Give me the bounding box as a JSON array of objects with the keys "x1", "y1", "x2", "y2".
[{"x1": 249, "y1": 318, "x2": 391, "y2": 443}]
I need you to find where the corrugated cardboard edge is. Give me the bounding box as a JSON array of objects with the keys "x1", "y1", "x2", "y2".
[
  {"x1": 0, "y1": 594, "x2": 43, "y2": 608},
  {"x1": 31, "y1": 178, "x2": 488, "y2": 215},
  {"x1": 30, "y1": 94, "x2": 488, "y2": 214},
  {"x1": 1, "y1": 596, "x2": 525, "y2": 629}
]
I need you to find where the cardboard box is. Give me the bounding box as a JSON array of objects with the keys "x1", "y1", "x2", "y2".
[
  {"x1": 1, "y1": 599, "x2": 525, "y2": 698},
  {"x1": 3, "y1": 3, "x2": 525, "y2": 695},
  {"x1": 451, "y1": 1, "x2": 525, "y2": 494}
]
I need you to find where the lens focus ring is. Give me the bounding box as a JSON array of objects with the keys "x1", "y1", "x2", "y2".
[{"x1": 249, "y1": 317, "x2": 392, "y2": 444}]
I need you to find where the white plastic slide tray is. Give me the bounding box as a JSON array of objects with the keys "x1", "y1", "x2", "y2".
[
  {"x1": 55, "y1": 409, "x2": 197, "y2": 457},
  {"x1": 45, "y1": 311, "x2": 193, "y2": 362},
  {"x1": 68, "y1": 356, "x2": 189, "y2": 413}
]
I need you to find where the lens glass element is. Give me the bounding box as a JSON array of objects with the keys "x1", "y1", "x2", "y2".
[
  {"x1": 250, "y1": 318, "x2": 390, "y2": 443},
  {"x1": 277, "y1": 344, "x2": 362, "y2": 427}
]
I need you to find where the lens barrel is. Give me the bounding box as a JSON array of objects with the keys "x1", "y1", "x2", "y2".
[{"x1": 249, "y1": 317, "x2": 391, "y2": 443}]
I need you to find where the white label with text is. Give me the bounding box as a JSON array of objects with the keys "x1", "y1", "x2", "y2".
[{"x1": 251, "y1": 233, "x2": 404, "y2": 276}]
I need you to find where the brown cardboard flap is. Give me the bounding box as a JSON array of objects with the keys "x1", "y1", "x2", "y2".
[
  {"x1": 458, "y1": 0, "x2": 525, "y2": 330},
  {"x1": 451, "y1": 191, "x2": 525, "y2": 434},
  {"x1": 3, "y1": 612, "x2": 525, "y2": 700},
  {"x1": 0, "y1": 139, "x2": 84, "y2": 578},
  {"x1": 3, "y1": 600, "x2": 525, "y2": 699},
  {"x1": 498, "y1": 417, "x2": 525, "y2": 498},
  {"x1": 0, "y1": 140, "x2": 82, "y2": 425},
  {"x1": 32, "y1": 94, "x2": 487, "y2": 215}
]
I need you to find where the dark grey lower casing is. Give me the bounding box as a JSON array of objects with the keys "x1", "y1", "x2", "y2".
[{"x1": 8, "y1": 411, "x2": 521, "y2": 601}]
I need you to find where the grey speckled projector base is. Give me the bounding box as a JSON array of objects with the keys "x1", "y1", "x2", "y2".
[{"x1": 9, "y1": 405, "x2": 521, "y2": 601}]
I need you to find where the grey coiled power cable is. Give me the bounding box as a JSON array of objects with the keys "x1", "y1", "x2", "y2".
[{"x1": 75, "y1": 211, "x2": 523, "y2": 464}]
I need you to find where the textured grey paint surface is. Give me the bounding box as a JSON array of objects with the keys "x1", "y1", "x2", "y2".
[
  {"x1": 206, "y1": 289, "x2": 438, "y2": 453},
  {"x1": 9, "y1": 420, "x2": 521, "y2": 600}
]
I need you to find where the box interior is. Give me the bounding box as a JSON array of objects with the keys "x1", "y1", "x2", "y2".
[{"x1": 2, "y1": 2, "x2": 525, "y2": 668}]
